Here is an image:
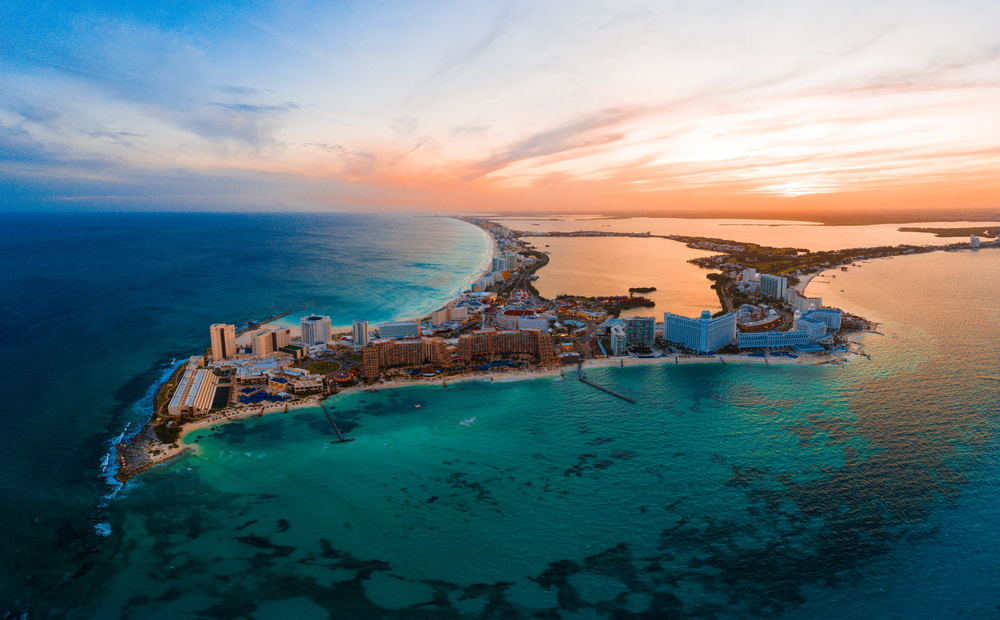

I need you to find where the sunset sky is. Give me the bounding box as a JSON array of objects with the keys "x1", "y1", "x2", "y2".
[{"x1": 2, "y1": 0, "x2": 999, "y2": 214}]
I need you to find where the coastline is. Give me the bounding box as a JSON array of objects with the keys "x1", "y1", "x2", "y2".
[
  {"x1": 115, "y1": 219, "x2": 887, "y2": 484},
  {"x1": 112, "y1": 218, "x2": 500, "y2": 483},
  {"x1": 152, "y1": 343, "x2": 863, "y2": 471}
]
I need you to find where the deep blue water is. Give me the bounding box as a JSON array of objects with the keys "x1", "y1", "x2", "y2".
[
  {"x1": 1, "y1": 213, "x2": 998, "y2": 619},
  {"x1": 0, "y1": 212, "x2": 490, "y2": 616}
]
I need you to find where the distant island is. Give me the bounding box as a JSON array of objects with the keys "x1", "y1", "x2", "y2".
[
  {"x1": 628, "y1": 286, "x2": 657, "y2": 294},
  {"x1": 898, "y1": 226, "x2": 1000, "y2": 238}
]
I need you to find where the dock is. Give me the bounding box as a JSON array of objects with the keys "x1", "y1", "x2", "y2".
[
  {"x1": 577, "y1": 363, "x2": 636, "y2": 403},
  {"x1": 320, "y1": 403, "x2": 356, "y2": 444}
]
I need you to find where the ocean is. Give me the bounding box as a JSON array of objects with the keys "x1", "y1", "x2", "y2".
[{"x1": 1, "y1": 213, "x2": 997, "y2": 619}]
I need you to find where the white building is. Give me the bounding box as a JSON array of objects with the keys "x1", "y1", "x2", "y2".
[
  {"x1": 787, "y1": 290, "x2": 822, "y2": 312},
  {"x1": 609, "y1": 325, "x2": 627, "y2": 355},
  {"x1": 352, "y1": 320, "x2": 369, "y2": 348},
  {"x1": 737, "y1": 330, "x2": 810, "y2": 349},
  {"x1": 794, "y1": 314, "x2": 828, "y2": 342},
  {"x1": 802, "y1": 308, "x2": 842, "y2": 331},
  {"x1": 300, "y1": 315, "x2": 332, "y2": 345},
  {"x1": 663, "y1": 311, "x2": 737, "y2": 353},
  {"x1": 971, "y1": 234, "x2": 980, "y2": 248},
  {"x1": 378, "y1": 321, "x2": 420, "y2": 339},
  {"x1": 517, "y1": 316, "x2": 549, "y2": 331},
  {"x1": 740, "y1": 268, "x2": 760, "y2": 283},
  {"x1": 760, "y1": 274, "x2": 787, "y2": 300}
]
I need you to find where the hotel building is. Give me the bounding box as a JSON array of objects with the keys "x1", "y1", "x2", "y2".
[
  {"x1": 455, "y1": 328, "x2": 556, "y2": 365},
  {"x1": 378, "y1": 321, "x2": 420, "y2": 339},
  {"x1": 760, "y1": 274, "x2": 788, "y2": 300},
  {"x1": 352, "y1": 320, "x2": 369, "y2": 348},
  {"x1": 802, "y1": 308, "x2": 842, "y2": 331},
  {"x1": 251, "y1": 327, "x2": 292, "y2": 358},
  {"x1": 737, "y1": 330, "x2": 810, "y2": 349},
  {"x1": 300, "y1": 315, "x2": 332, "y2": 345},
  {"x1": 210, "y1": 324, "x2": 237, "y2": 361},
  {"x1": 168, "y1": 368, "x2": 219, "y2": 416},
  {"x1": 794, "y1": 315, "x2": 828, "y2": 342},
  {"x1": 609, "y1": 324, "x2": 627, "y2": 355},
  {"x1": 787, "y1": 290, "x2": 822, "y2": 312},
  {"x1": 624, "y1": 316, "x2": 656, "y2": 349},
  {"x1": 663, "y1": 311, "x2": 737, "y2": 353},
  {"x1": 363, "y1": 336, "x2": 452, "y2": 377}
]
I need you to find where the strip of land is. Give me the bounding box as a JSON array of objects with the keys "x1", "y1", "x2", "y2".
[{"x1": 112, "y1": 216, "x2": 995, "y2": 483}]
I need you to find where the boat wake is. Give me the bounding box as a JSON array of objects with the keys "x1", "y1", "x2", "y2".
[{"x1": 459, "y1": 417, "x2": 476, "y2": 427}]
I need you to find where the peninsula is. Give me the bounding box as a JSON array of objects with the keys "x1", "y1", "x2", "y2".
[{"x1": 112, "y1": 217, "x2": 997, "y2": 482}]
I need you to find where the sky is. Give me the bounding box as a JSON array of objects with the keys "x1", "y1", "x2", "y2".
[{"x1": 2, "y1": 0, "x2": 999, "y2": 214}]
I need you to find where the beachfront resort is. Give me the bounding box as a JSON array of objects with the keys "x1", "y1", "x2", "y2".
[{"x1": 111, "y1": 216, "x2": 967, "y2": 481}]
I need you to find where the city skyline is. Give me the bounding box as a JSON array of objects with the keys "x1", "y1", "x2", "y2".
[{"x1": 2, "y1": 0, "x2": 999, "y2": 216}]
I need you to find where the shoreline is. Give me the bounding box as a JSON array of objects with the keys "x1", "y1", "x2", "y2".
[
  {"x1": 113, "y1": 219, "x2": 501, "y2": 483},
  {"x1": 149, "y1": 342, "x2": 865, "y2": 472},
  {"x1": 114, "y1": 218, "x2": 896, "y2": 484}
]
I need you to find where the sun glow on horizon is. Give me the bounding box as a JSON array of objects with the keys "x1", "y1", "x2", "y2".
[{"x1": 2, "y1": 0, "x2": 1000, "y2": 213}]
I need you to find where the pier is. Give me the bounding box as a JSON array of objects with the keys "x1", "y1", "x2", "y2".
[
  {"x1": 577, "y1": 363, "x2": 636, "y2": 403},
  {"x1": 320, "y1": 403, "x2": 356, "y2": 444}
]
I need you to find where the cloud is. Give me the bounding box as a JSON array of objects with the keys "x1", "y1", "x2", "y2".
[
  {"x1": 218, "y1": 85, "x2": 265, "y2": 96},
  {"x1": 462, "y1": 108, "x2": 643, "y2": 181},
  {"x1": 0, "y1": 123, "x2": 54, "y2": 164}
]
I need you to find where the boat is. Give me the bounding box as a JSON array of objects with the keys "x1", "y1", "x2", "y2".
[{"x1": 459, "y1": 417, "x2": 476, "y2": 427}]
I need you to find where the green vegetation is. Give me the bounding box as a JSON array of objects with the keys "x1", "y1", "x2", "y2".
[
  {"x1": 306, "y1": 361, "x2": 341, "y2": 374},
  {"x1": 153, "y1": 365, "x2": 187, "y2": 417},
  {"x1": 676, "y1": 234, "x2": 933, "y2": 277},
  {"x1": 154, "y1": 422, "x2": 181, "y2": 445}
]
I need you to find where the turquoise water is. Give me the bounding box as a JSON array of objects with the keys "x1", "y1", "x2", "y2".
[
  {"x1": 84, "y1": 250, "x2": 998, "y2": 619},
  {"x1": 0, "y1": 212, "x2": 491, "y2": 618},
  {"x1": 2, "y1": 213, "x2": 997, "y2": 618}
]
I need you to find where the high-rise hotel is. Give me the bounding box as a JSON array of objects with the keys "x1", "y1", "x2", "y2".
[
  {"x1": 209, "y1": 324, "x2": 236, "y2": 361},
  {"x1": 300, "y1": 315, "x2": 332, "y2": 345},
  {"x1": 662, "y1": 311, "x2": 737, "y2": 354},
  {"x1": 353, "y1": 320, "x2": 369, "y2": 348}
]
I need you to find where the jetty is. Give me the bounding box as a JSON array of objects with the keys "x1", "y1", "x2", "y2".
[
  {"x1": 577, "y1": 362, "x2": 636, "y2": 403},
  {"x1": 320, "y1": 403, "x2": 356, "y2": 444}
]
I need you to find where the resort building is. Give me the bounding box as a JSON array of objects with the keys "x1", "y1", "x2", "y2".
[
  {"x1": 362, "y1": 336, "x2": 453, "y2": 376},
  {"x1": 802, "y1": 308, "x2": 843, "y2": 331},
  {"x1": 787, "y1": 290, "x2": 822, "y2": 312},
  {"x1": 352, "y1": 320, "x2": 369, "y2": 348},
  {"x1": 300, "y1": 315, "x2": 332, "y2": 345},
  {"x1": 210, "y1": 324, "x2": 237, "y2": 361},
  {"x1": 455, "y1": 328, "x2": 556, "y2": 365},
  {"x1": 377, "y1": 321, "x2": 420, "y2": 339},
  {"x1": 504, "y1": 252, "x2": 518, "y2": 271},
  {"x1": 609, "y1": 324, "x2": 627, "y2": 355},
  {"x1": 971, "y1": 234, "x2": 980, "y2": 248},
  {"x1": 517, "y1": 315, "x2": 549, "y2": 331},
  {"x1": 624, "y1": 316, "x2": 656, "y2": 349},
  {"x1": 251, "y1": 327, "x2": 292, "y2": 358},
  {"x1": 794, "y1": 314, "x2": 828, "y2": 342},
  {"x1": 431, "y1": 306, "x2": 469, "y2": 326},
  {"x1": 740, "y1": 268, "x2": 760, "y2": 284},
  {"x1": 662, "y1": 311, "x2": 737, "y2": 353},
  {"x1": 737, "y1": 330, "x2": 810, "y2": 349},
  {"x1": 760, "y1": 274, "x2": 788, "y2": 300},
  {"x1": 168, "y1": 368, "x2": 219, "y2": 416}
]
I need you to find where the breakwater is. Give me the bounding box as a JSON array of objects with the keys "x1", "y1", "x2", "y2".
[{"x1": 577, "y1": 362, "x2": 636, "y2": 403}]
